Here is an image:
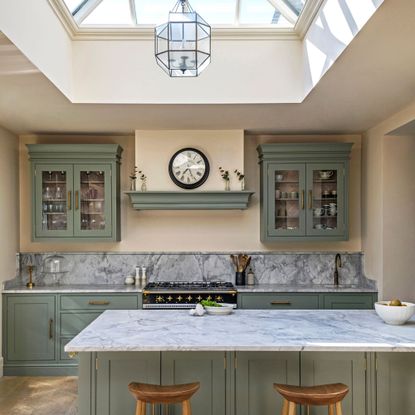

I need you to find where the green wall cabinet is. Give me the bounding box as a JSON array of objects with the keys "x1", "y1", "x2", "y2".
[
  {"x1": 28, "y1": 144, "x2": 122, "y2": 242},
  {"x1": 257, "y1": 143, "x2": 352, "y2": 242},
  {"x1": 2, "y1": 293, "x2": 141, "y2": 375},
  {"x1": 238, "y1": 292, "x2": 377, "y2": 310}
]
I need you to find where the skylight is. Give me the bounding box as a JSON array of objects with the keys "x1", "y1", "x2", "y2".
[{"x1": 62, "y1": 0, "x2": 308, "y2": 28}]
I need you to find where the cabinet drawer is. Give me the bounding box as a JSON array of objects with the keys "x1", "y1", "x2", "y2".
[
  {"x1": 60, "y1": 337, "x2": 79, "y2": 361},
  {"x1": 239, "y1": 293, "x2": 319, "y2": 309},
  {"x1": 60, "y1": 312, "x2": 101, "y2": 336},
  {"x1": 60, "y1": 294, "x2": 138, "y2": 310},
  {"x1": 323, "y1": 293, "x2": 376, "y2": 309}
]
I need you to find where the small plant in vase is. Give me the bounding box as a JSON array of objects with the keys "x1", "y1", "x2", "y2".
[
  {"x1": 234, "y1": 169, "x2": 245, "y2": 190},
  {"x1": 139, "y1": 171, "x2": 147, "y2": 192},
  {"x1": 129, "y1": 166, "x2": 138, "y2": 191},
  {"x1": 219, "y1": 167, "x2": 230, "y2": 191}
]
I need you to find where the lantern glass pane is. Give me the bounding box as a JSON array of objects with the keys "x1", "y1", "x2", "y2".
[{"x1": 169, "y1": 50, "x2": 197, "y2": 70}]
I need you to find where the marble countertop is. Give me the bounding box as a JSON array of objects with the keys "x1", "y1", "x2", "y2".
[
  {"x1": 1, "y1": 284, "x2": 143, "y2": 293},
  {"x1": 2, "y1": 283, "x2": 376, "y2": 294},
  {"x1": 236, "y1": 284, "x2": 377, "y2": 293},
  {"x1": 65, "y1": 309, "x2": 415, "y2": 353}
]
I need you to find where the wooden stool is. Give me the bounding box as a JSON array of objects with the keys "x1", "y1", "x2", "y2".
[
  {"x1": 128, "y1": 382, "x2": 200, "y2": 415},
  {"x1": 274, "y1": 383, "x2": 349, "y2": 415}
]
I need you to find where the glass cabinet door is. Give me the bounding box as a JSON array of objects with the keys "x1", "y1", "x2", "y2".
[
  {"x1": 73, "y1": 165, "x2": 112, "y2": 238},
  {"x1": 267, "y1": 163, "x2": 306, "y2": 237},
  {"x1": 306, "y1": 163, "x2": 345, "y2": 236},
  {"x1": 34, "y1": 165, "x2": 74, "y2": 237}
]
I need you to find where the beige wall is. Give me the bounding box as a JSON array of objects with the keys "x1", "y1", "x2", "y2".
[
  {"x1": 0, "y1": 127, "x2": 19, "y2": 374},
  {"x1": 363, "y1": 99, "x2": 415, "y2": 301},
  {"x1": 135, "y1": 130, "x2": 244, "y2": 191},
  {"x1": 20, "y1": 133, "x2": 361, "y2": 253}
]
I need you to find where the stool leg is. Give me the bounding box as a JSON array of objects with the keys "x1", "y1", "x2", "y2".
[
  {"x1": 135, "y1": 401, "x2": 146, "y2": 415},
  {"x1": 281, "y1": 399, "x2": 289, "y2": 415},
  {"x1": 328, "y1": 404, "x2": 335, "y2": 415},
  {"x1": 288, "y1": 402, "x2": 296, "y2": 415},
  {"x1": 335, "y1": 402, "x2": 343, "y2": 415},
  {"x1": 182, "y1": 400, "x2": 192, "y2": 415}
]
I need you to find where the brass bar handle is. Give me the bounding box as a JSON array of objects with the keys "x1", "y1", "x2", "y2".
[
  {"x1": 271, "y1": 301, "x2": 292, "y2": 305},
  {"x1": 68, "y1": 191, "x2": 72, "y2": 210},
  {"x1": 88, "y1": 300, "x2": 110, "y2": 306},
  {"x1": 49, "y1": 319, "x2": 53, "y2": 339},
  {"x1": 301, "y1": 190, "x2": 305, "y2": 209},
  {"x1": 308, "y1": 190, "x2": 312, "y2": 209},
  {"x1": 75, "y1": 191, "x2": 79, "y2": 210}
]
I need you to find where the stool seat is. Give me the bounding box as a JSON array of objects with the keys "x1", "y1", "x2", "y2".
[
  {"x1": 274, "y1": 383, "x2": 349, "y2": 406},
  {"x1": 129, "y1": 382, "x2": 200, "y2": 404}
]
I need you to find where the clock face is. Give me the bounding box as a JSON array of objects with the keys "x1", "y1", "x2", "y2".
[{"x1": 168, "y1": 148, "x2": 210, "y2": 189}]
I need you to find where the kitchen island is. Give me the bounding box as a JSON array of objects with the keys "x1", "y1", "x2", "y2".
[{"x1": 66, "y1": 309, "x2": 415, "y2": 415}]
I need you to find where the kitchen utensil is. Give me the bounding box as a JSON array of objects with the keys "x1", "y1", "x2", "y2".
[
  {"x1": 230, "y1": 255, "x2": 238, "y2": 271},
  {"x1": 375, "y1": 301, "x2": 415, "y2": 325}
]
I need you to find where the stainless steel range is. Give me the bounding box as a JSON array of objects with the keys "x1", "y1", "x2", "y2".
[{"x1": 143, "y1": 281, "x2": 237, "y2": 309}]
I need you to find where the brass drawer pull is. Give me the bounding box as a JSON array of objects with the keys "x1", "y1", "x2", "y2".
[
  {"x1": 88, "y1": 300, "x2": 110, "y2": 306},
  {"x1": 271, "y1": 301, "x2": 292, "y2": 305},
  {"x1": 49, "y1": 319, "x2": 54, "y2": 339}
]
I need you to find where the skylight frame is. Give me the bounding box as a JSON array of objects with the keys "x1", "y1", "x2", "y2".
[{"x1": 49, "y1": 0, "x2": 324, "y2": 39}]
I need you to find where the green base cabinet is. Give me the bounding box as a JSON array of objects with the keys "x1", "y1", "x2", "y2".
[
  {"x1": 235, "y1": 352, "x2": 300, "y2": 415},
  {"x1": 257, "y1": 143, "x2": 352, "y2": 242},
  {"x1": 2, "y1": 293, "x2": 142, "y2": 375},
  {"x1": 301, "y1": 352, "x2": 367, "y2": 415},
  {"x1": 238, "y1": 292, "x2": 378, "y2": 310},
  {"x1": 376, "y1": 353, "x2": 415, "y2": 415},
  {"x1": 27, "y1": 144, "x2": 122, "y2": 242}
]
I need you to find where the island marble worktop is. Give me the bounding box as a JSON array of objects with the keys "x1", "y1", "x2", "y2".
[{"x1": 65, "y1": 309, "x2": 415, "y2": 353}]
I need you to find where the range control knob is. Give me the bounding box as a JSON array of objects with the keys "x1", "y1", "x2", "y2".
[
  {"x1": 206, "y1": 295, "x2": 212, "y2": 301},
  {"x1": 215, "y1": 296, "x2": 223, "y2": 302},
  {"x1": 187, "y1": 295, "x2": 193, "y2": 302},
  {"x1": 167, "y1": 296, "x2": 173, "y2": 302},
  {"x1": 196, "y1": 295, "x2": 203, "y2": 302},
  {"x1": 156, "y1": 296, "x2": 164, "y2": 303},
  {"x1": 177, "y1": 295, "x2": 183, "y2": 302}
]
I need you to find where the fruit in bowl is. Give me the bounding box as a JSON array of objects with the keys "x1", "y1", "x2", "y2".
[{"x1": 375, "y1": 300, "x2": 415, "y2": 325}]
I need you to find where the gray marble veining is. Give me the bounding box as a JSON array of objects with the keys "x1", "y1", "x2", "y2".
[
  {"x1": 2, "y1": 284, "x2": 143, "y2": 293},
  {"x1": 65, "y1": 309, "x2": 415, "y2": 352},
  {"x1": 11, "y1": 252, "x2": 376, "y2": 290}
]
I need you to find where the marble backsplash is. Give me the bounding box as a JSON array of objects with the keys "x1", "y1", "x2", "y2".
[{"x1": 10, "y1": 252, "x2": 376, "y2": 289}]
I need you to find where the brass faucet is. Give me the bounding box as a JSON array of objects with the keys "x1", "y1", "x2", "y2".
[{"x1": 334, "y1": 254, "x2": 342, "y2": 286}]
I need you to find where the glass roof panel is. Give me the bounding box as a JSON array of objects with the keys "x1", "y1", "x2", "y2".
[
  {"x1": 63, "y1": 0, "x2": 308, "y2": 27},
  {"x1": 64, "y1": 0, "x2": 86, "y2": 13},
  {"x1": 83, "y1": 0, "x2": 133, "y2": 25},
  {"x1": 240, "y1": 0, "x2": 296, "y2": 26}
]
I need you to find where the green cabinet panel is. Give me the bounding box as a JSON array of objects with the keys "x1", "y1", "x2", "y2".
[
  {"x1": 60, "y1": 312, "x2": 101, "y2": 336},
  {"x1": 376, "y1": 353, "x2": 415, "y2": 415},
  {"x1": 257, "y1": 143, "x2": 352, "y2": 242},
  {"x1": 323, "y1": 293, "x2": 376, "y2": 309},
  {"x1": 28, "y1": 144, "x2": 122, "y2": 242},
  {"x1": 162, "y1": 352, "x2": 226, "y2": 415},
  {"x1": 5, "y1": 295, "x2": 56, "y2": 362},
  {"x1": 60, "y1": 294, "x2": 138, "y2": 310},
  {"x1": 238, "y1": 293, "x2": 319, "y2": 309},
  {"x1": 96, "y1": 352, "x2": 161, "y2": 415},
  {"x1": 235, "y1": 352, "x2": 300, "y2": 415},
  {"x1": 301, "y1": 352, "x2": 367, "y2": 415}
]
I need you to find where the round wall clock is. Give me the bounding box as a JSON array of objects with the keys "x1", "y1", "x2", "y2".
[{"x1": 168, "y1": 148, "x2": 210, "y2": 189}]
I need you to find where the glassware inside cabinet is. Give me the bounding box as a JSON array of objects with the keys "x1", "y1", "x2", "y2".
[
  {"x1": 41, "y1": 171, "x2": 68, "y2": 231},
  {"x1": 80, "y1": 171, "x2": 106, "y2": 231},
  {"x1": 274, "y1": 169, "x2": 301, "y2": 231},
  {"x1": 312, "y1": 169, "x2": 338, "y2": 231}
]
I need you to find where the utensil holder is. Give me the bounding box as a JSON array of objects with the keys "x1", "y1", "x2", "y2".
[{"x1": 235, "y1": 271, "x2": 246, "y2": 286}]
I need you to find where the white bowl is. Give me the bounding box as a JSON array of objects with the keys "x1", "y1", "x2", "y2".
[
  {"x1": 204, "y1": 304, "x2": 234, "y2": 316},
  {"x1": 375, "y1": 301, "x2": 415, "y2": 325}
]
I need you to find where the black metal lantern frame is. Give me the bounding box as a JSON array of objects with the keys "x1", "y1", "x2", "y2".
[{"x1": 155, "y1": 0, "x2": 211, "y2": 77}]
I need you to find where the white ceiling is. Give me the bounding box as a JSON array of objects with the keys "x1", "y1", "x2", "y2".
[{"x1": 0, "y1": 0, "x2": 414, "y2": 135}]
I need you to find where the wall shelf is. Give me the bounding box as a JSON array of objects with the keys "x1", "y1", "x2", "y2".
[{"x1": 125, "y1": 191, "x2": 254, "y2": 210}]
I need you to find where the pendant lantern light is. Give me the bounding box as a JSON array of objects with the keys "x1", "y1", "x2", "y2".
[{"x1": 155, "y1": 0, "x2": 211, "y2": 77}]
